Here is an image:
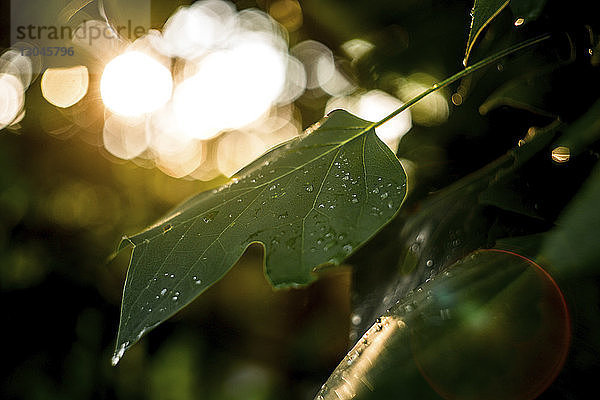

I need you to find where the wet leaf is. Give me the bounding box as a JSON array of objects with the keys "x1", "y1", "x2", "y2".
[
  {"x1": 541, "y1": 162, "x2": 600, "y2": 278},
  {"x1": 316, "y1": 250, "x2": 570, "y2": 400},
  {"x1": 464, "y1": 0, "x2": 511, "y2": 66},
  {"x1": 113, "y1": 110, "x2": 408, "y2": 364},
  {"x1": 348, "y1": 121, "x2": 557, "y2": 340}
]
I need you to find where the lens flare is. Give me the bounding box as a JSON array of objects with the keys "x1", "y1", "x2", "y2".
[{"x1": 100, "y1": 51, "x2": 173, "y2": 117}]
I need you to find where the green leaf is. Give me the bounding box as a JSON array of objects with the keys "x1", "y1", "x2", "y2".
[
  {"x1": 112, "y1": 110, "x2": 408, "y2": 364},
  {"x1": 348, "y1": 119, "x2": 558, "y2": 341},
  {"x1": 510, "y1": 0, "x2": 547, "y2": 24},
  {"x1": 540, "y1": 162, "x2": 600, "y2": 278},
  {"x1": 479, "y1": 67, "x2": 557, "y2": 117},
  {"x1": 464, "y1": 0, "x2": 511, "y2": 66},
  {"x1": 316, "y1": 249, "x2": 570, "y2": 399}
]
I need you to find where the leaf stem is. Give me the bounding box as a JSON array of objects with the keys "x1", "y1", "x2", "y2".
[{"x1": 372, "y1": 33, "x2": 552, "y2": 130}]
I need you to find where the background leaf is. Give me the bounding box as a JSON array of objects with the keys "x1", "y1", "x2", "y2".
[
  {"x1": 464, "y1": 0, "x2": 511, "y2": 66},
  {"x1": 540, "y1": 162, "x2": 600, "y2": 277},
  {"x1": 113, "y1": 110, "x2": 408, "y2": 364},
  {"x1": 316, "y1": 249, "x2": 570, "y2": 400},
  {"x1": 347, "y1": 118, "x2": 558, "y2": 341}
]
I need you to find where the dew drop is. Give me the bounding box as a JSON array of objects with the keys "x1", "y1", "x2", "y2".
[
  {"x1": 351, "y1": 314, "x2": 362, "y2": 325},
  {"x1": 306, "y1": 184, "x2": 314, "y2": 192},
  {"x1": 160, "y1": 288, "x2": 167, "y2": 296}
]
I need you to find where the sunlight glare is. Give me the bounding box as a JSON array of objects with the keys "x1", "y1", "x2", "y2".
[
  {"x1": 173, "y1": 36, "x2": 287, "y2": 139},
  {"x1": 100, "y1": 51, "x2": 173, "y2": 117}
]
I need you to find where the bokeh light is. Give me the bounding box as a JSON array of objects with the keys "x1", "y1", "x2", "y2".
[
  {"x1": 0, "y1": 73, "x2": 25, "y2": 129},
  {"x1": 173, "y1": 36, "x2": 288, "y2": 140},
  {"x1": 41, "y1": 66, "x2": 89, "y2": 108},
  {"x1": 0, "y1": 49, "x2": 34, "y2": 129},
  {"x1": 394, "y1": 73, "x2": 449, "y2": 126},
  {"x1": 103, "y1": 113, "x2": 149, "y2": 160},
  {"x1": 100, "y1": 51, "x2": 173, "y2": 117},
  {"x1": 326, "y1": 90, "x2": 412, "y2": 153}
]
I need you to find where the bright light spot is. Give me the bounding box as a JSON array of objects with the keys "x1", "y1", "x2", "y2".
[
  {"x1": 94, "y1": 0, "x2": 303, "y2": 180},
  {"x1": 341, "y1": 39, "x2": 375, "y2": 62},
  {"x1": 1, "y1": 49, "x2": 33, "y2": 90},
  {"x1": 268, "y1": 0, "x2": 303, "y2": 32},
  {"x1": 292, "y1": 40, "x2": 335, "y2": 90},
  {"x1": 156, "y1": 0, "x2": 236, "y2": 59},
  {"x1": 276, "y1": 55, "x2": 307, "y2": 104},
  {"x1": 514, "y1": 18, "x2": 525, "y2": 26},
  {"x1": 103, "y1": 114, "x2": 149, "y2": 159},
  {"x1": 0, "y1": 73, "x2": 25, "y2": 129},
  {"x1": 217, "y1": 131, "x2": 268, "y2": 177},
  {"x1": 100, "y1": 51, "x2": 173, "y2": 117},
  {"x1": 451, "y1": 92, "x2": 463, "y2": 106},
  {"x1": 41, "y1": 66, "x2": 89, "y2": 108},
  {"x1": 326, "y1": 90, "x2": 412, "y2": 153},
  {"x1": 173, "y1": 36, "x2": 287, "y2": 139},
  {"x1": 551, "y1": 146, "x2": 570, "y2": 163},
  {"x1": 395, "y1": 73, "x2": 449, "y2": 126}
]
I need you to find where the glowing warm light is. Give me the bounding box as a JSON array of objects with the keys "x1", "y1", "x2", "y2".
[
  {"x1": 552, "y1": 146, "x2": 571, "y2": 163},
  {"x1": 291, "y1": 40, "x2": 355, "y2": 96},
  {"x1": 41, "y1": 66, "x2": 89, "y2": 108},
  {"x1": 217, "y1": 131, "x2": 269, "y2": 177},
  {"x1": 100, "y1": 51, "x2": 173, "y2": 117},
  {"x1": 92, "y1": 0, "x2": 304, "y2": 180},
  {"x1": 157, "y1": 0, "x2": 236, "y2": 59},
  {"x1": 103, "y1": 114, "x2": 149, "y2": 159},
  {"x1": 514, "y1": 18, "x2": 525, "y2": 26},
  {"x1": 341, "y1": 38, "x2": 375, "y2": 62},
  {"x1": 0, "y1": 73, "x2": 25, "y2": 128},
  {"x1": 277, "y1": 55, "x2": 307, "y2": 104},
  {"x1": 292, "y1": 40, "x2": 335, "y2": 90},
  {"x1": 451, "y1": 92, "x2": 463, "y2": 106},
  {"x1": 395, "y1": 73, "x2": 449, "y2": 126},
  {"x1": 268, "y1": 0, "x2": 303, "y2": 32},
  {"x1": 173, "y1": 37, "x2": 287, "y2": 139},
  {"x1": 326, "y1": 90, "x2": 412, "y2": 153},
  {"x1": 316, "y1": 316, "x2": 406, "y2": 400}
]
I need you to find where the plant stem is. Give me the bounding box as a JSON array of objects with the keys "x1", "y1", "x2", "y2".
[{"x1": 372, "y1": 33, "x2": 552, "y2": 130}]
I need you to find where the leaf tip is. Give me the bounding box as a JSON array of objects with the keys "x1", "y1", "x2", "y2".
[{"x1": 111, "y1": 341, "x2": 129, "y2": 367}]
